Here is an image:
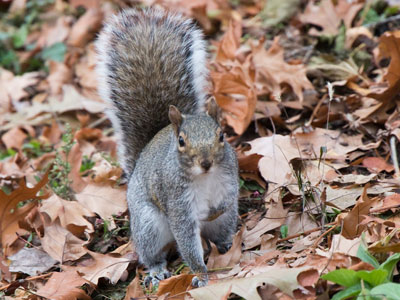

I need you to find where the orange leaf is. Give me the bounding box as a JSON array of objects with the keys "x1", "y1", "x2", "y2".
[
  {"x1": 0, "y1": 172, "x2": 48, "y2": 253},
  {"x1": 252, "y1": 37, "x2": 313, "y2": 102},
  {"x1": 157, "y1": 274, "x2": 195, "y2": 299},
  {"x1": 362, "y1": 157, "x2": 394, "y2": 173},
  {"x1": 124, "y1": 275, "x2": 145, "y2": 300}
]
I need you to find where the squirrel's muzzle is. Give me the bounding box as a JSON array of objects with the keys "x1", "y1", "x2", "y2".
[{"x1": 200, "y1": 159, "x2": 212, "y2": 172}]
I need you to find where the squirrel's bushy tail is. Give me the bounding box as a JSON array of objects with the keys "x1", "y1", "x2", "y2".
[{"x1": 96, "y1": 8, "x2": 208, "y2": 176}]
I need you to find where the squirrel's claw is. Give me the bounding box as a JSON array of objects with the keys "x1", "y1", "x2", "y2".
[
  {"x1": 144, "y1": 270, "x2": 171, "y2": 288},
  {"x1": 192, "y1": 275, "x2": 208, "y2": 288}
]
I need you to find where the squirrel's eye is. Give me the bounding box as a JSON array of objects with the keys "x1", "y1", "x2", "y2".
[
  {"x1": 178, "y1": 136, "x2": 185, "y2": 147},
  {"x1": 219, "y1": 132, "x2": 224, "y2": 143}
]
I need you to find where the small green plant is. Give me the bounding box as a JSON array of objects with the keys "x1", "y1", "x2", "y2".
[
  {"x1": 80, "y1": 155, "x2": 95, "y2": 173},
  {"x1": 239, "y1": 179, "x2": 265, "y2": 194},
  {"x1": 0, "y1": 148, "x2": 16, "y2": 160},
  {"x1": 280, "y1": 225, "x2": 288, "y2": 239},
  {"x1": 48, "y1": 124, "x2": 75, "y2": 200},
  {"x1": 322, "y1": 235, "x2": 400, "y2": 300},
  {"x1": 22, "y1": 138, "x2": 52, "y2": 158},
  {"x1": 0, "y1": 0, "x2": 65, "y2": 74}
]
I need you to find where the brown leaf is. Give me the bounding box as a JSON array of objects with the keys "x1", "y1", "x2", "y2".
[
  {"x1": 47, "y1": 61, "x2": 73, "y2": 95},
  {"x1": 64, "y1": 251, "x2": 130, "y2": 284},
  {"x1": 243, "y1": 199, "x2": 287, "y2": 250},
  {"x1": 379, "y1": 31, "x2": 400, "y2": 88},
  {"x1": 67, "y1": 142, "x2": 87, "y2": 193},
  {"x1": 212, "y1": 61, "x2": 257, "y2": 134},
  {"x1": 40, "y1": 219, "x2": 88, "y2": 262},
  {"x1": 362, "y1": 157, "x2": 394, "y2": 173},
  {"x1": 0, "y1": 70, "x2": 40, "y2": 103},
  {"x1": 36, "y1": 16, "x2": 72, "y2": 48},
  {"x1": 124, "y1": 275, "x2": 145, "y2": 300},
  {"x1": 207, "y1": 227, "x2": 244, "y2": 269},
  {"x1": 299, "y1": 0, "x2": 363, "y2": 36},
  {"x1": 1, "y1": 127, "x2": 27, "y2": 150},
  {"x1": 36, "y1": 271, "x2": 91, "y2": 300},
  {"x1": 39, "y1": 194, "x2": 94, "y2": 236},
  {"x1": 42, "y1": 121, "x2": 62, "y2": 144},
  {"x1": 0, "y1": 173, "x2": 48, "y2": 254},
  {"x1": 75, "y1": 183, "x2": 127, "y2": 222},
  {"x1": 70, "y1": 0, "x2": 100, "y2": 9},
  {"x1": 68, "y1": 8, "x2": 103, "y2": 47},
  {"x1": 216, "y1": 19, "x2": 242, "y2": 62},
  {"x1": 339, "y1": 185, "x2": 377, "y2": 239},
  {"x1": 157, "y1": 274, "x2": 195, "y2": 299},
  {"x1": 297, "y1": 269, "x2": 319, "y2": 287},
  {"x1": 252, "y1": 37, "x2": 313, "y2": 102}
]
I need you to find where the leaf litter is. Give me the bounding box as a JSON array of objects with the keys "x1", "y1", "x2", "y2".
[{"x1": 1, "y1": 0, "x2": 400, "y2": 299}]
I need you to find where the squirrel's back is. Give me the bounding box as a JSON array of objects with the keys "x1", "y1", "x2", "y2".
[{"x1": 96, "y1": 8, "x2": 208, "y2": 175}]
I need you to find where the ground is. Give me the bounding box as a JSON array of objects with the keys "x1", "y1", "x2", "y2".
[{"x1": 1, "y1": 0, "x2": 400, "y2": 299}]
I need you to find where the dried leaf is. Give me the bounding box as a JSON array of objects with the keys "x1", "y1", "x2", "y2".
[
  {"x1": 157, "y1": 274, "x2": 195, "y2": 298},
  {"x1": 36, "y1": 270, "x2": 91, "y2": 300},
  {"x1": 40, "y1": 219, "x2": 88, "y2": 262},
  {"x1": 252, "y1": 37, "x2": 313, "y2": 102},
  {"x1": 9, "y1": 247, "x2": 58, "y2": 276},
  {"x1": 40, "y1": 194, "x2": 94, "y2": 235},
  {"x1": 363, "y1": 157, "x2": 394, "y2": 173},
  {"x1": 0, "y1": 173, "x2": 48, "y2": 253},
  {"x1": 299, "y1": 0, "x2": 363, "y2": 36},
  {"x1": 64, "y1": 251, "x2": 130, "y2": 284},
  {"x1": 207, "y1": 227, "x2": 243, "y2": 268},
  {"x1": 124, "y1": 275, "x2": 145, "y2": 300},
  {"x1": 189, "y1": 267, "x2": 314, "y2": 300},
  {"x1": 68, "y1": 9, "x2": 103, "y2": 47}
]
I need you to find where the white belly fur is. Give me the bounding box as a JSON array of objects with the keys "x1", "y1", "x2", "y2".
[{"x1": 187, "y1": 166, "x2": 231, "y2": 222}]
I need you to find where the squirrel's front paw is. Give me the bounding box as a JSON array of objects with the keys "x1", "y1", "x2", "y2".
[{"x1": 191, "y1": 275, "x2": 208, "y2": 287}]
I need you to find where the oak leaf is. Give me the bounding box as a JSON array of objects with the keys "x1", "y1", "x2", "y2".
[
  {"x1": 0, "y1": 173, "x2": 48, "y2": 254},
  {"x1": 299, "y1": 0, "x2": 363, "y2": 36},
  {"x1": 189, "y1": 267, "x2": 315, "y2": 300},
  {"x1": 63, "y1": 251, "x2": 130, "y2": 285},
  {"x1": 207, "y1": 227, "x2": 243, "y2": 269},
  {"x1": 252, "y1": 37, "x2": 313, "y2": 102},
  {"x1": 157, "y1": 274, "x2": 195, "y2": 299},
  {"x1": 36, "y1": 270, "x2": 91, "y2": 300},
  {"x1": 124, "y1": 275, "x2": 145, "y2": 300},
  {"x1": 40, "y1": 194, "x2": 94, "y2": 236}
]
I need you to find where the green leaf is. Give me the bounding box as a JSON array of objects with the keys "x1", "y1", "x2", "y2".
[
  {"x1": 12, "y1": 24, "x2": 28, "y2": 48},
  {"x1": 40, "y1": 42, "x2": 66, "y2": 62},
  {"x1": 357, "y1": 286, "x2": 371, "y2": 300},
  {"x1": 357, "y1": 235, "x2": 380, "y2": 269},
  {"x1": 322, "y1": 269, "x2": 359, "y2": 287},
  {"x1": 356, "y1": 269, "x2": 388, "y2": 287},
  {"x1": 280, "y1": 225, "x2": 288, "y2": 238},
  {"x1": 332, "y1": 283, "x2": 361, "y2": 300},
  {"x1": 378, "y1": 253, "x2": 400, "y2": 280},
  {"x1": 370, "y1": 283, "x2": 400, "y2": 300}
]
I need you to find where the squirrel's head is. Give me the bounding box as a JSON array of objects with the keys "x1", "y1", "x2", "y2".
[{"x1": 169, "y1": 99, "x2": 226, "y2": 176}]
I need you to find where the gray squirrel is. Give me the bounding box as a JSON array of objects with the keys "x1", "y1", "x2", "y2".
[{"x1": 95, "y1": 8, "x2": 239, "y2": 287}]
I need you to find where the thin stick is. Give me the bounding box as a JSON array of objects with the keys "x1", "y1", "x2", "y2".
[
  {"x1": 390, "y1": 136, "x2": 400, "y2": 178},
  {"x1": 0, "y1": 273, "x2": 52, "y2": 291},
  {"x1": 311, "y1": 224, "x2": 338, "y2": 248},
  {"x1": 277, "y1": 221, "x2": 336, "y2": 243}
]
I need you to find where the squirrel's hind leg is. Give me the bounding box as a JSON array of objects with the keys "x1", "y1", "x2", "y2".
[
  {"x1": 202, "y1": 206, "x2": 238, "y2": 254},
  {"x1": 127, "y1": 183, "x2": 173, "y2": 286}
]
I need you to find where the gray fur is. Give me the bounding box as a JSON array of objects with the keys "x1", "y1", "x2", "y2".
[{"x1": 96, "y1": 8, "x2": 238, "y2": 287}]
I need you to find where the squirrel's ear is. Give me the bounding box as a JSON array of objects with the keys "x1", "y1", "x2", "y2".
[
  {"x1": 169, "y1": 105, "x2": 183, "y2": 135},
  {"x1": 206, "y1": 97, "x2": 220, "y2": 124}
]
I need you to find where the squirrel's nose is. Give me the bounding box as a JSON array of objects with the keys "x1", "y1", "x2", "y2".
[{"x1": 200, "y1": 160, "x2": 212, "y2": 171}]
